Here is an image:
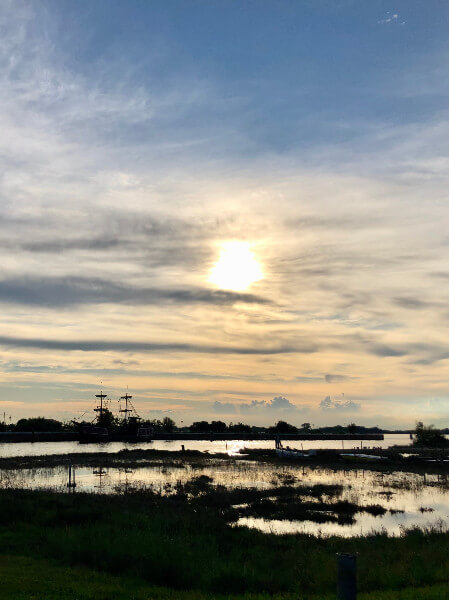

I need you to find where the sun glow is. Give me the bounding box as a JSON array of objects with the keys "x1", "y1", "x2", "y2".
[{"x1": 209, "y1": 242, "x2": 263, "y2": 292}]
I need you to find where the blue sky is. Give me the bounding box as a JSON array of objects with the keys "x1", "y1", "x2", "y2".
[
  {"x1": 48, "y1": 0, "x2": 448, "y2": 146},
  {"x1": 1, "y1": 1, "x2": 449, "y2": 426}
]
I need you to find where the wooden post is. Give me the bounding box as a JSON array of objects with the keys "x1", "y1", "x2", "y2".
[
  {"x1": 67, "y1": 464, "x2": 76, "y2": 490},
  {"x1": 337, "y1": 553, "x2": 357, "y2": 600}
]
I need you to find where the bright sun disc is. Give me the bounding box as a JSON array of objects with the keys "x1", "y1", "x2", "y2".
[{"x1": 209, "y1": 242, "x2": 263, "y2": 292}]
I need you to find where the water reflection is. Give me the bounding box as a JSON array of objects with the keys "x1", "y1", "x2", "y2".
[{"x1": 1, "y1": 457, "x2": 449, "y2": 537}]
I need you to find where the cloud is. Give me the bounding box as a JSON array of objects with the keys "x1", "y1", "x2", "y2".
[
  {"x1": 393, "y1": 297, "x2": 433, "y2": 310},
  {"x1": 324, "y1": 373, "x2": 350, "y2": 383},
  {"x1": 365, "y1": 344, "x2": 407, "y2": 358},
  {"x1": 213, "y1": 401, "x2": 236, "y2": 414},
  {"x1": 0, "y1": 276, "x2": 270, "y2": 308},
  {"x1": 0, "y1": 1, "x2": 446, "y2": 428},
  {"x1": 0, "y1": 335, "x2": 306, "y2": 356},
  {"x1": 214, "y1": 396, "x2": 306, "y2": 415},
  {"x1": 378, "y1": 13, "x2": 405, "y2": 25},
  {"x1": 320, "y1": 395, "x2": 361, "y2": 411}
]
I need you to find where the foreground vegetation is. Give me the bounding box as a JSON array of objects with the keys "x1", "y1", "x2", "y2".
[
  {"x1": 1, "y1": 485, "x2": 449, "y2": 599},
  {"x1": 3, "y1": 554, "x2": 449, "y2": 600}
]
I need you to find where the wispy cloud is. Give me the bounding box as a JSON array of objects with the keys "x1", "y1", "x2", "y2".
[
  {"x1": 325, "y1": 374, "x2": 351, "y2": 383},
  {"x1": 377, "y1": 12, "x2": 406, "y2": 25},
  {"x1": 320, "y1": 395, "x2": 360, "y2": 412},
  {"x1": 0, "y1": 335, "x2": 312, "y2": 355}
]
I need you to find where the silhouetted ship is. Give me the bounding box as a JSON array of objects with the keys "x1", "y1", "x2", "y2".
[
  {"x1": 118, "y1": 392, "x2": 153, "y2": 441},
  {"x1": 77, "y1": 391, "x2": 109, "y2": 442},
  {"x1": 74, "y1": 390, "x2": 152, "y2": 442}
]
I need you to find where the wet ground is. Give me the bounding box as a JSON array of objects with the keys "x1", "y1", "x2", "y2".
[{"x1": 1, "y1": 450, "x2": 448, "y2": 538}]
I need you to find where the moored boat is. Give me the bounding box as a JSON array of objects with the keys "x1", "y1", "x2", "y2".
[
  {"x1": 340, "y1": 453, "x2": 386, "y2": 462},
  {"x1": 275, "y1": 444, "x2": 317, "y2": 459}
]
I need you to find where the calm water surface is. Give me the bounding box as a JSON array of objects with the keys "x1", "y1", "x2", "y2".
[
  {"x1": 1, "y1": 437, "x2": 448, "y2": 538},
  {"x1": 0, "y1": 433, "x2": 412, "y2": 458}
]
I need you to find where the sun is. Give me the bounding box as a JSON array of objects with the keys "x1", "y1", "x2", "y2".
[{"x1": 209, "y1": 242, "x2": 263, "y2": 292}]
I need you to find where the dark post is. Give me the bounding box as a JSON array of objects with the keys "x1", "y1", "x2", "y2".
[{"x1": 337, "y1": 553, "x2": 357, "y2": 600}]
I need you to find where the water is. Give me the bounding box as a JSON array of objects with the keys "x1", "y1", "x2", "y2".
[
  {"x1": 234, "y1": 466, "x2": 449, "y2": 537},
  {"x1": 0, "y1": 433, "x2": 411, "y2": 458},
  {"x1": 2, "y1": 442, "x2": 449, "y2": 538}
]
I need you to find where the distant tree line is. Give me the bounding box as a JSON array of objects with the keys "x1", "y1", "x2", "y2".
[
  {"x1": 178, "y1": 420, "x2": 386, "y2": 435},
  {"x1": 0, "y1": 413, "x2": 178, "y2": 433},
  {"x1": 2, "y1": 416, "x2": 445, "y2": 443}
]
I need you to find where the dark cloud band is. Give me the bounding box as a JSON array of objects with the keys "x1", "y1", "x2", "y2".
[
  {"x1": 0, "y1": 335, "x2": 309, "y2": 355},
  {"x1": 0, "y1": 277, "x2": 269, "y2": 308}
]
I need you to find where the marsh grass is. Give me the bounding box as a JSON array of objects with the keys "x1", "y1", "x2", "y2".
[
  {"x1": 1, "y1": 487, "x2": 449, "y2": 596},
  {"x1": 0, "y1": 450, "x2": 213, "y2": 471}
]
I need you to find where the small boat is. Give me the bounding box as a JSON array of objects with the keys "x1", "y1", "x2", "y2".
[
  {"x1": 275, "y1": 437, "x2": 317, "y2": 459},
  {"x1": 276, "y1": 448, "x2": 317, "y2": 459},
  {"x1": 340, "y1": 453, "x2": 386, "y2": 462}
]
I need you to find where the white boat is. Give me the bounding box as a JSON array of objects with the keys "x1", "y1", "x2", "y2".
[
  {"x1": 276, "y1": 448, "x2": 317, "y2": 459},
  {"x1": 340, "y1": 453, "x2": 385, "y2": 462}
]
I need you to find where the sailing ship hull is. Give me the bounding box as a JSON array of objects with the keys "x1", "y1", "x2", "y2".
[{"x1": 79, "y1": 425, "x2": 109, "y2": 443}]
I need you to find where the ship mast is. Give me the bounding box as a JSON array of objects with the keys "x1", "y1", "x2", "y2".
[
  {"x1": 119, "y1": 392, "x2": 133, "y2": 422},
  {"x1": 94, "y1": 391, "x2": 108, "y2": 421}
]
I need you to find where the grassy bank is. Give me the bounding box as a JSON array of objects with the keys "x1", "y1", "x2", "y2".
[
  {"x1": 1, "y1": 488, "x2": 449, "y2": 598},
  {"x1": 3, "y1": 554, "x2": 449, "y2": 600}
]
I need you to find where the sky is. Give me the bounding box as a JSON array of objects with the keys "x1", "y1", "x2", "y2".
[{"x1": 1, "y1": 0, "x2": 449, "y2": 427}]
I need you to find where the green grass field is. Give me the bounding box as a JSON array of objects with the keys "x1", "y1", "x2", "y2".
[
  {"x1": 0, "y1": 488, "x2": 448, "y2": 599},
  {"x1": 1, "y1": 555, "x2": 449, "y2": 600}
]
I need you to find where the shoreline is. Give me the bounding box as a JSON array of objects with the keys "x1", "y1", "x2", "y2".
[
  {"x1": 0, "y1": 431, "x2": 385, "y2": 443},
  {"x1": 1, "y1": 445, "x2": 448, "y2": 473}
]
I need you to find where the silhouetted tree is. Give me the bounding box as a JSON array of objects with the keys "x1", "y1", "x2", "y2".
[
  {"x1": 228, "y1": 422, "x2": 252, "y2": 433},
  {"x1": 162, "y1": 417, "x2": 176, "y2": 432},
  {"x1": 96, "y1": 408, "x2": 117, "y2": 430},
  {"x1": 268, "y1": 420, "x2": 298, "y2": 434},
  {"x1": 210, "y1": 420, "x2": 226, "y2": 433},
  {"x1": 413, "y1": 421, "x2": 448, "y2": 448},
  {"x1": 190, "y1": 420, "x2": 210, "y2": 433},
  {"x1": 15, "y1": 417, "x2": 63, "y2": 432}
]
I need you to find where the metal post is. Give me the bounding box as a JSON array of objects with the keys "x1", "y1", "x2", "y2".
[{"x1": 337, "y1": 553, "x2": 357, "y2": 600}]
